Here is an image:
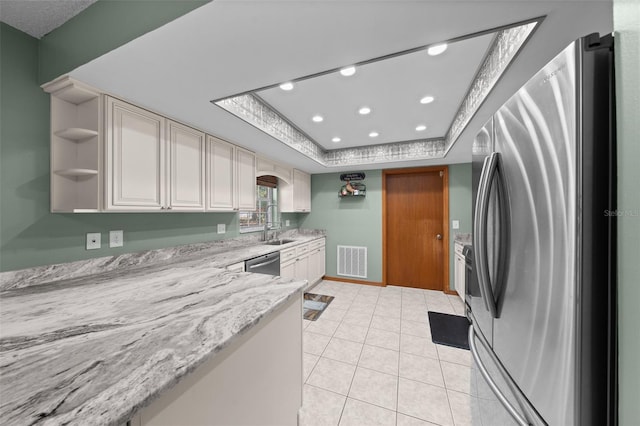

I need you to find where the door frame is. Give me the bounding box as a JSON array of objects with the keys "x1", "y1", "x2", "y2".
[{"x1": 382, "y1": 166, "x2": 450, "y2": 292}]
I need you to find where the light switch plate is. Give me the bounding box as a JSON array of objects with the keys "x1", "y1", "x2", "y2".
[
  {"x1": 86, "y1": 233, "x2": 101, "y2": 250},
  {"x1": 452, "y1": 220, "x2": 460, "y2": 229},
  {"x1": 285, "y1": 220, "x2": 290, "y2": 227},
  {"x1": 217, "y1": 224, "x2": 226, "y2": 234},
  {"x1": 109, "y1": 230, "x2": 124, "y2": 248}
]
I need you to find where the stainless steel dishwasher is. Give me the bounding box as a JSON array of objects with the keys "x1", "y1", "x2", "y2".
[{"x1": 245, "y1": 251, "x2": 280, "y2": 276}]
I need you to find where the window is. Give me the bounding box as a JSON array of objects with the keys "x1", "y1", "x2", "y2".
[{"x1": 239, "y1": 185, "x2": 279, "y2": 233}]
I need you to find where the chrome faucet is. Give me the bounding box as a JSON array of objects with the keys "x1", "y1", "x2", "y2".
[{"x1": 263, "y1": 203, "x2": 278, "y2": 241}]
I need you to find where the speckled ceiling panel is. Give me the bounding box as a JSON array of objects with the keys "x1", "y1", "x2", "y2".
[{"x1": 0, "y1": 0, "x2": 98, "y2": 38}]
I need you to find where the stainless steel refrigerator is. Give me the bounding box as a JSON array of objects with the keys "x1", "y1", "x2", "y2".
[{"x1": 467, "y1": 33, "x2": 616, "y2": 426}]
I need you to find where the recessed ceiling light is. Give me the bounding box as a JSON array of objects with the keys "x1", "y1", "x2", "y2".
[
  {"x1": 416, "y1": 125, "x2": 427, "y2": 131},
  {"x1": 420, "y1": 96, "x2": 435, "y2": 104},
  {"x1": 359, "y1": 107, "x2": 371, "y2": 115},
  {"x1": 279, "y1": 82, "x2": 294, "y2": 91},
  {"x1": 369, "y1": 131, "x2": 379, "y2": 138},
  {"x1": 332, "y1": 137, "x2": 341, "y2": 143},
  {"x1": 427, "y1": 43, "x2": 448, "y2": 56},
  {"x1": 312, "y1": 115, "x2": 324, "y2": 123},
  {"x1": 340, "y1": 66, "x2": 356, "y2": 77}
]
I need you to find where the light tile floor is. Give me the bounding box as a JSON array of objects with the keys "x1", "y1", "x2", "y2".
[{"x1": 300, "y1": 280, "x2": 474, "y2": 426}]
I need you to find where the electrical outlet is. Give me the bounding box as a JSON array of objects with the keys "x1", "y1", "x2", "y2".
[
  {"x1": 452, "y1": 220, "x2": 460, "y2": 230},
  {"x1": 217, "y1": 224, "x2": 226, "y2": 234},
  {"x1": 285, "y1": 220, "x2": 290, "y2": 227},
  {"x1": 86, "y1": 233, "x2": 101, "y2": 250},
  {"x1": 109, "y1": 230, "x2": 124, "y2": 248}
]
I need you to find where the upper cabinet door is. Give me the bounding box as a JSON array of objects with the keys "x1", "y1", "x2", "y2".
[
  {"x1": 168, "y1": 120, "x2": 205, "y2": 211},
  {"x1": 206, "y1": 135, "x2": 235, "y2": 211},
  {"x1": 236, "y1": 147, "x2": 256, "y2": 211},
  {"x1": 105, "y1": 97, "x2": 165, "y2": 210},
  {"x1": 294, "y1": 169, "x2": 311, "y2": 212}
]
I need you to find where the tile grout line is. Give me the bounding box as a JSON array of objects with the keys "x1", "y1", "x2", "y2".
[{"x1": 336, "y1": 283, "x2": 366, "y2": 426}]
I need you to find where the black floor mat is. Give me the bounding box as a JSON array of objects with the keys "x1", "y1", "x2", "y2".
[{"x1": 428, "y1": 311, "x2": 470, "y2": 350}]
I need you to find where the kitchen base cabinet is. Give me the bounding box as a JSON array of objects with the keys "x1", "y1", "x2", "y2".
[
  {"x1": 454, "y1": 242, "x2": 466, "y2": 302},
  {"x1": 308, "y1": 239, "x2": 326, "y2": 284},
  {"x1": 129, "y1": 295, "x2": 302, "y2": 426},
  {"x1": 280, "y1": 239, "x2": 325, "y2": 286}
]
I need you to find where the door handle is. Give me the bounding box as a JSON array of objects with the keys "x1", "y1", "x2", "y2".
[
  {"x1": 473, "y1": 152, "x2": 510, "y2": 318},
  {"x1": 248, "y1": 257, "x2": 279, "y2": 269},
  {"x1": 468, "y1": 325, "x2": 530, "y2": 426},
  {"x1": 436, "y1": 234, "x2": 443, "y2": 240},
  {"x1": 473, "y1": 152, "x2": 505, "y2": 318}
]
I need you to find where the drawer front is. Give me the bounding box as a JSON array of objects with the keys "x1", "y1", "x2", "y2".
[
  {"x1": 280, "y1": 248, "x2": 296, "y2": 262},
  {"x1": 309, "y1": 238, "x2": 326, "y2": 251},
  {"x1": 296, "y1": 244, "x2": 310, "y2": 256}
]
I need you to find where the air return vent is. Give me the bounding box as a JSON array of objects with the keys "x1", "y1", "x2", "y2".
[{"x1": 337, "y1": 245, "x2": 367, "y2": 279}]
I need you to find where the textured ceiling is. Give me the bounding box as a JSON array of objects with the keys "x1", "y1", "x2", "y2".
[{"x1": 0, "y1": 0, "x2": 97, "y2": 38}]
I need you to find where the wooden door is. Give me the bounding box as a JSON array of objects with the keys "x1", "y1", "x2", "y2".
[
  {"x1": 384, "y1": 167, "x2": 448, "y2": 290},
  {"x1": 105, "y1": 97, "x2": 165, "y2": 210},
  {"x1": 168, "y1": 120, "x2": 205, "y2": 211}
]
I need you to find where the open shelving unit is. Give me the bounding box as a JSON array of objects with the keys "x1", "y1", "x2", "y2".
[{"x1": 42, "y1": 76, "x2": 102, "y2": 212}]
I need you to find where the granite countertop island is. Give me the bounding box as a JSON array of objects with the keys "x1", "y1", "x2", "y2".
[{"x1": 0, "y1": 231, "x2": 322, "y2": 425}]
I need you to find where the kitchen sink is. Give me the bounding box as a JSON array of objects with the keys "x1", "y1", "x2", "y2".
[{"x1": 264, "y1": 239, "x2": 296, "y2": 246}]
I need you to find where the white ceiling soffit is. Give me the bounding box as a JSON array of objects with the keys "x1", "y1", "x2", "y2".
[
  {"x1": 255, "y1": 33, "x2": 496, "y2": 149},
  {"x1": 0, "y1": 0, "x2": 98, "y2": 39},
  {"x1": 68, "y1": 1, "x2": 613, "y2": 173},
  {"x1": 215, "y1": 21, "x2": 537, "y2": 167}
]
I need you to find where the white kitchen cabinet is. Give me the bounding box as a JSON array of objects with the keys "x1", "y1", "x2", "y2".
[
  {"x1": 206, "y1": 136, "x2": 235, "y2": 211},
  {"x1": 279, "y1": 239, "x2": 325, "y2": 285},
  {"x1": 227, "y1": 262, "x2": 245, "y2": 273},
  {"x1": 308, "y1": 239, "x2": 326, "y2": 285},
  {"x1": 105, "y1": 96, "x2": 166, "y2": 211},
  {"x1": 105, "y1": 97, "x2": 206, "y2": 211},
  {"x1": 168, "y1": 120, "x2": 206, "y2": 211},
  {"x1": 280, "y1": 169, "x2": 311, "y2": 213},
  {"x1": 454, "y1": 242, "x2": 466, "y2": 302},
  {"x1": 206, "y1": 136, "x2": 256, "y2": 212},
  {"x1": 43, "y1": 76, "x2": 102, "y2": 212},
  {"x1": 280, "y1": 259, "x2": 296, "y2": 280},
  {"x1": 236, "y1": 147, "x2": 257, "y2": 211},
  {"x1": 44, "y1": 77, "x2": 257, "y2": 214},
  {"x1": 294, "y1": 244, "x2": 309, "y2": 282}
]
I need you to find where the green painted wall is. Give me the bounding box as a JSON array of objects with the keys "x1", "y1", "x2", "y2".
[
  {"x1": 38, "y1": 0, "x2": 209, "y2": 83},
  {"x1": 613, "y1": 0, "x2": 640, "y2": 422},
  {"x1": 448, "y1": 163, "x2": 473, "y2": 290},
  {"x1": 0, "y1": 14, "x2": 299, "y2": 272},
  {"x1": 300, "y1": 171, "x2": 384, "y2": 283},
  {"x1": 300, "y1": 166, "x2": 473, "y2": 289}
]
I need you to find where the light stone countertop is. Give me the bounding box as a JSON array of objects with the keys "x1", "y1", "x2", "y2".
[
  {"x1": 0, "y1": 231, "x2": 324, "y2": 426},
  {"x1": 453, "y1": 233, "x2": 472, "y2": 245}
]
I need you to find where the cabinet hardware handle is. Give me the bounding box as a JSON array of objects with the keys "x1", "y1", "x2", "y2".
[{"x1": 168, "y1": 206, "x2": 172, "y2": 210}]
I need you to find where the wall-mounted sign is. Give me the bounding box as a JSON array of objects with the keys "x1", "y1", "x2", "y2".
[
  {"x1": 339, "y1": 172, "x2": 366, "y2": 198},
  {"x1": 340, "y1": 172, "x2": 366, "y2": 182}
]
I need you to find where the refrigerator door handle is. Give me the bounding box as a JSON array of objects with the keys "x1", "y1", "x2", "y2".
[
  {"x1": 469, "y1": 325, "x2": 531, "y2": 426},
  {"x1": 473, "y1": 153, "x2": 500, "y2": 317}
]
